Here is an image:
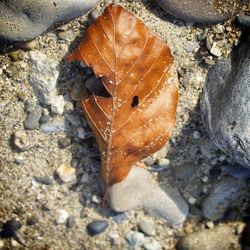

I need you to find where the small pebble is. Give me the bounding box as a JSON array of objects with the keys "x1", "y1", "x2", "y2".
[
  {"x1": 237, "y1": 15, "x2": 250, "y2": 27},
  {"x1": 40, "y1": 122, "x2": 66, "y2": 133},
  {"x1": 125, "y1": 231, "x2": 145, "y2": 248},
  {"x1": 50, "y1": 95, "x2": 65, "y2": 115},
  {"x1": 192, "y1": 131, "x2": 200, "y2": 140},
  {"x1": 27, "y1": 215, "x2": 39, "y2": 226},
  {"x1": 87, "y1": 220, "x2": 109, "y2": 236},
  {"x1": 55, "y1": 210, "x2": 69, "y2": 224},
  {"x1": 157, "y1": 158, "x2": 170, "y2": 168},
  {"x1": 1, "y1": 219, "x2": 22, "y2": 238},
  {"x1": 24, "y1": 105, "x2": 42, "y2": 130},
  {"x1": 143, "y1": 238, "x2": 161, "y2": 250},
  {"x1": 188, "y1": 196, "x2": 196, "y2": 205},
  {"x1": 56, "y1": 164, "x2": 76, "y2": 183},
  {"x1": 206, "y1": 221, "x2": 214, "y2": 229},
  {"x1": 108, "y1": 231, "x2": 120, "y2": 245},
  {"x1": 14, "y1": 154, "x2": 24, "y2": 165},
  {"x1": 91, "y1": 195, "x2": 101, "y2": 205},
  {"x1": 173, "y1": 162, "x2": 198, "y2": 180},
  {"x1": 139, "y1": 218, "x2": 156, "y2": 236},
  {"x1": 34, "y1": 176, "x2": 54, "y2": 185},
  {"x1": 13, "y1": 130, "x2": 33, "y2": 151},
  {"x1": 66, "y1": 215, "x2": 76, "y2": 228}
]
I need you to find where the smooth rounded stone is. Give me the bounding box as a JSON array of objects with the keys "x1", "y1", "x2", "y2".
[
  {"x1": 237, "y1": 14, "x2": 250, "y2": 27},
  {"x1": 108, "y1": 166, "x2": 189, "y2": 227},
  {"x1": 110, "y1": 211, "x2": 128, "y2": 224},
  {"x1": 13, "y1": 130, "x2": 34, "y2": 151},
  {"x1": 225, "y1": 162, "x2": 250, "y2": 179},
  {"x1": 14, "y1": 154, "x2": 24, "y2": 165},
  {"x1": 40, "y1": 122, "x2": 66, "y2": 133},
  {"x1": 0, "y1": 0, "x2": 99, "y2": 41},
  {"x1": 155, "y1": 0, "x2": 242, "y2": 23},
  {"x1": 139, "y1": 218, "x2": 156, "y2": 236},
  {"x1": 176, "y1": 224, "x2": 240, "y2": 250},
  {"x1": 200, "y1": 39, "x2": 250, "y2": 168},
  {"x1": 172, "y1": 162, "x2": 199, "y2": 180},
  {"x1": 56, "y1": 164, "x2": 76, "y2": 183},
  {"x1": 0, "y1": 219, "x2": 22, "y2": 238},
  {"x1": 29, "y1": 51, "x2": 65, "y2": 113},
  {"x1": 143, "y1": 238, "x2": 161, "y2": 250},
  {"x1": 26, "y1": 215, "x2": 39, "y2": 226},
  {"x1": 125, "y1": 231, "x2": 145, "y2": 248},
  {"x1": 202, "y1": 177, "x2": 245, "y2": 220},
  {"x1": 34, "y1": 176, "x2": 54, "y2": 185},
  {"x1": 86, "y1": 220, "x2": 109, "y2": 236},
  {"x1": 55, "y1": 209, "x2": 69, "y2": 224},
  {"x1": 24, "y1": 105, "x2": 42, "y2": 130}
]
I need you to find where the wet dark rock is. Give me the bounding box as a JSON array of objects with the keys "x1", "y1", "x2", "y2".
[
  {"x1": 202, "y1": 177, "x2": 245, "y2": 220},
  {"x1": 177, "y1": 224, "x2": 240, "y2": 250},
  {"x1": 200, "y1": 39, "x2": 250, "y2": 168},
  {"x1": 24, "y1": 105, "x2": 42, "y2": 130},
  {"x1": 237, "y1": 14, "x2": 250, "y2": 27},
  {"x1": 225, "y1": 162, "x2": 250, "y2": 179},
  {"x1": 0, "y1": 219, "x2": 22, "y2": 238},
  {"x1": 86, "y1": 220, "x2": 109, "y2": 236},
  {"x1": 34, "y1": 176, "x2": 54, "y2": 185},
  {"x1": 0, "y1": 0, "x2": 99, "y2": 41},
  {"x1": 155, "y1": 0, "x2": 243, "y2": 24}
]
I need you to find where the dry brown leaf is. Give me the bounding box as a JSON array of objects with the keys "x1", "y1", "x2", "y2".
[{"x1": 68, "y1": 4, "x2": 179, "y2": 202}]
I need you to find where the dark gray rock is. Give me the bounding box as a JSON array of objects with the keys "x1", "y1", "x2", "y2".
[
  {"x1": 34, "y1": 176, "x2": 54, "y2": 185},
  {"x1": 24, "y1": 105, "x2": 42, "y2": 130},
  {"x1": 66, "y1": 215, "x2": 76, "y2": 228},
  {"x1": 202, "y1": 177, "x2": 245, "y2": 220},
  {"x1": 177, "y1": 224, "x2": 240, "y2": 250},
  {"x1": 155, "y1": 0, "x2": 244, "y2": 23},
  {"x1": 0, "y1": 219, "x2": 22, "y2": 238},
  {"x1": 0, "y1": 0, "x2": 99, "y2": 41},
  {"x1": 86, "y1": 220, "x2": 109, "y2": 236},
  {"x1": 237, "y1": 14, "x2": 250, "y2": 27},
  {"x1": 172, "y1": 162, "x2": 199, "y2": 180},
  {"x1": 225, "y1": 162, "x2": 250, "y2": 179},
  {"x1": 200, "y1": 39, "x2": 250, "y2": 168}
]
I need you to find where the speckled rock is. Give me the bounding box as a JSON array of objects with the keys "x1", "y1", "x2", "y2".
[
  {"x1": 177, "y1": 224, "x2": 240, "y2": 250},
  {"x1": 24, "y1": 105, "x2": 42, "y2": 130},
  {"x1": 155, "y1": 0, "x2": 244, "y2": 23},
  {"x1": 108, "y1": 166, "x2": 189, "y2": 227},
  {"x1": 29, "y1": 51, "x2": 65, "y2": 115},
  {"x1": 202, "y1": 177, "x2": 245, "y2": 220},
  {"x1": 0, "y1": 0, "x2": 99, "y2": 41},
  {"x1": 200, "y1": 39, "x2": 250, "y2": 168}
]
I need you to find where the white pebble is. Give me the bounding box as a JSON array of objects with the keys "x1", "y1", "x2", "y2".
[
  {"x1": 143, "y1": 238, "x2": 161, "y2": 250},
  {"x1": 56, "y1": 164, "x2": 76, "y2": 183},
  {"x1": 55, "y1": 209, "x2": 69, "y2": 224},
  {"x1": 193, "y1": 131, "x2": 200, "y2": 140},
  {"x1": 188, "y1": 196, "x2": 197, "y2": 205}
]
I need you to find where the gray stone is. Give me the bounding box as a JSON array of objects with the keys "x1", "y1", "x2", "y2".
[
  {"x1": 108, "y1": 166, "x2": 189, "y2": 227},
  {"x1": 24, "y1": 105, "x2": 42, "y2": 130},
  {"x1": 139, "y1": 218, "x2": 156, "y2": 236},
  {"x1": 155, "y1": 0, "x2": 243, "y2": 23},
  {"x1": 200, "y1": 39, "x2": 250, "y2": 168},
  {"x1": 0, "y1": 0, "x2": 99, "y2": 41},
  {"x1": 40, "y1": 122, "x2": 66, "y2": 133},
  {"x1": 225, "y1": 162, "x2": 250, "y2": 179},
  {"x1": 202, "y1": 177, "x2": 245, "y2": 220},
  {"x1": 237, "y1": 14, "x2": 250, "y2": 27},
  {"x1": 66, "y1": 215, "x2": 76, "y2": 228},
  {"x1": 29, "y1": 51, "x2": 65, "y2": 115},
  {"x1": 34, "y1": 176, "x2": 54, "y2": 185},
  {"x1": 125, "y1": 231, "x2": 145, "y2": 248},
  {"x1": 177, "y1": 224, "x2": 240, "y2": 250},
  {"x1": 87, "y1": 220, "x2": 109, "y2": 236}
]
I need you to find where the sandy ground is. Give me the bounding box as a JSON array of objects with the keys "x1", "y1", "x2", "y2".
[{"x1": 0, "y1": 0, "x2": 249, "y2": 249}]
